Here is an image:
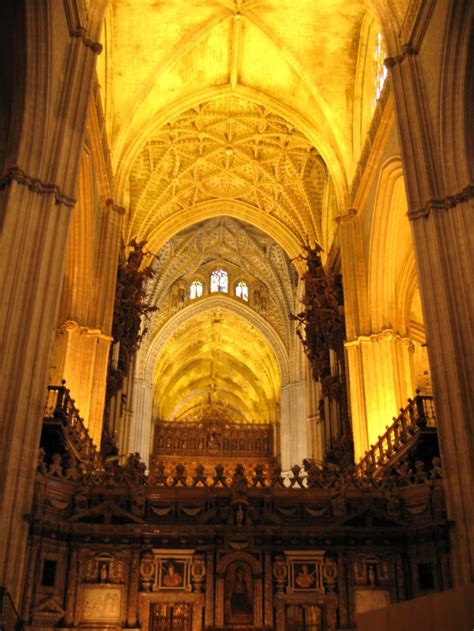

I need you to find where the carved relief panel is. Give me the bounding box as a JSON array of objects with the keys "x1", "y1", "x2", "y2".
[
  {"x1": 73, "y1": 550, "x2": 130, "y2": 627},
  {"x1": 139, "y1": 549, "x2": 205, "y2": 593},
  {"x1": 273, "y1": 551, "x2": 338, "y2": 631},
  {"x1": 352, "y1": 555, "x2": 393, "y2": 615}
]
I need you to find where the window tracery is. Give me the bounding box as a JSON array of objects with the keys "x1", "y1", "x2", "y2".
[
  {"x1": 210, "y1": 269, "x2": 228, "y2": 293},
  {"x1": 189, "y1": 280, "x2": 203, "y2": 300},
  {"x1": 374, "y1": 32, "x2": 388, "y2": 103},
  {"x1": 235, "y1": 281, "x2": 249, "y2": 301}
]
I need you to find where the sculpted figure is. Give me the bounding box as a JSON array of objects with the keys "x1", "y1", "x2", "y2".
[
  {"x1": 295, "y1": 564, "x2": 315, "y2": 589},
  {"x1": 162, "y1": 563, "x2": 183, "y2": 587}
]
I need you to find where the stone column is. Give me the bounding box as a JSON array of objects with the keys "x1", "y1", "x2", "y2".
[
  {"x1": 0, "y1": 1, "x2": 105, "y2": 602},
  {"x1": 49, "y1": 322, "x2": 112, "y2": 446},
  {"x1": 386, "y1": 1, "x2": 474, "y2": 584},
  {"x1": 337, "y1": 212, "x2": 417, "y2": 460},
  {"x1": 280, "y1": 380, "x2": 307, "y2": 470},
  {"x1": 120, "y1": 376, "x2": 154, "y2": 465},
  {"x1": 345, "y1": 330, "x2": 415, "y2": 460}
]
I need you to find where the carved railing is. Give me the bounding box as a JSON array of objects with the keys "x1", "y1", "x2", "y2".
[
  {"x1": 0, "y1": 587, "x2": 24, "y2": 631},
  {"x1": 355, "y1": 393, "x2": 436, "y2": 476},
  {"x1": 43, "y1": 382, "x2": 101, "y2": 468},
  {"x1": 153, "y1": 418, "x2": 274, "y2": 459}
]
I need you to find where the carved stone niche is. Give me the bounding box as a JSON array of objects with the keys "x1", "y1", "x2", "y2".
[
  {"x1": 74, "y1": 550, "x2": 130, "y2": 627},
  {"x1": 215, "y1": 551, "x2": 264, "y2": 628},
  {"x1": 352, "y1": 555, "x2": 392, "y2": 615}
]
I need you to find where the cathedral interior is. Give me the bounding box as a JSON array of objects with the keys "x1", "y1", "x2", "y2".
[{"x1": 0, "y1": 1, "x2": 473, "y2": 630}]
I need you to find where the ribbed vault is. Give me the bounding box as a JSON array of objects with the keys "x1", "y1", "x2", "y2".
[{"x1": 152, "y1": 304, "x2": 281, "y2": 424}]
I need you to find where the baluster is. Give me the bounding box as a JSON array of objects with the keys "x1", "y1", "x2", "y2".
[
  {"x1": 385, "y1": 425, "x2": 393, "y2": 458},
  {"x1": 53, "y1": 381, "x2": 67, "y2": 417},
  {"x1": 377, "y1": 436, "x2": 384, "y2": 464},
  {"x1": 415, "y1": 392, "x2": 428, "y2": 428},
  {"x1": 399, "y1": 408, "x2": 408, "y2": 442}
]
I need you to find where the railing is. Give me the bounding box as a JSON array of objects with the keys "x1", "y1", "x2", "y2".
[
  {"x1": 356, "y1": 392, "x2": 436, "y2": 476},
  {"x1": 0, "y1": 587, "x2": 24, "y2": 631},
  {"x1": 43, "y1": 381, "x2": 101, "y2": 467},
  {"x1": 153, "y1": 418, "x2": 274, "y2": 459}
]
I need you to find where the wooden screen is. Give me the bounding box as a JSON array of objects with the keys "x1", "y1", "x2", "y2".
[
  {"x1": 150, "y1": 603, "x2": 192, "y2": 631},
  {"x1": 286, "y1": 604, "x2": 322, "y2": 631}
]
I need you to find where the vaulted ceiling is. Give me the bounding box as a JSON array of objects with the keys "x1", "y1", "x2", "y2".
[
  {"x1": 99, "y1": 0, "x2": 402, "y2": 422},
  {"x1": 99, "y1": 0, "x2": 379, "y2": 247}
]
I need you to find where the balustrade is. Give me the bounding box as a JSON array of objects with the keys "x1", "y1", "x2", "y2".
[
  {"x1": 356, "y1": 392, "x2": 436, "y2": 476},
  {"x1": 43, "y1": 381, "x2": 101, "y2": 468}
]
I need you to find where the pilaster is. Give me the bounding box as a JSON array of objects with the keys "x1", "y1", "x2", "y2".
[
  {"x1": 345, "y1": 330, "x2": 415, "y2": 460},
  {"x1": 386, "y1": 1, "x2": 474, "y2": 583},
  {"x1": 0, "y1": 0, "x2": 105, "y2": 602}
]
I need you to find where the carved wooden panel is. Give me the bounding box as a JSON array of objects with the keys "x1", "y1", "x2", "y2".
[{"x1": 153, "y1": 417, "x2": 273, "y2": 458}]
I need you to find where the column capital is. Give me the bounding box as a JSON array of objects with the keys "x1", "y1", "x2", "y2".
[
  {"x1": 345, "y1": 328, "x2": 414, "y2": 349},
  {"x1": 384, "y1": 44, "x2": 418, "y2": 69},
  {"x1": 408, "y1": 184, "x2": 474, "y2": 220},
  {"x1": 105, "y1": 198, "x2": 126, "y2": 216},
  {"x1": 0, "y1": 165, "x2": 76, "y2": 207},
  {"x1": 56, "y1": 320, "x2": 113, "y2": 342},
  {"x1": 336, "y1": 208, "x2": 358, "y2": 224}
]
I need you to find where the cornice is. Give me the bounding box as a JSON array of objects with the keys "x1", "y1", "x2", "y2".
[
  {"x1": 57, "y1": 320, "x2": 113, "y2": 342},
  {"x1": 408, "y1": 184, "x2": 474, "y2": 220},
  {"x1": 345, "y1": 329, "x2": 414, "y2": 349},
  {"x1": 0, "y1": 166, "x2": 76, "y2": 207}
]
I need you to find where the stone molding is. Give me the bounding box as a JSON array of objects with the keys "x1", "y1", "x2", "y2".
[
  {"x1": 105, "y1": 198, "x2": 126, "y2": 216},
  {"x1": 349, "y1": 83, "x2": 391, "y2": 204},
  {"x1": 336, "y1": 208, "x2": 358, "y2": 224},
  {"x1": 384, "y1": 44, "x2": 418, "y2": 69},
  {"x1": 57, "y1": 320, "x2": 113, "y2": 342},
  {"x1": 408, "y1": 184, "x2": 474, "y2": 220},
  {"x1": 400, "y1": 0, "x2": 437, "y2": 51},
  {"x1": 0, "y1": 166, "x2": 76, "y2": 207},
  {"x1": 63, "y1": 0, "x2": 103, "y2": 54},
  {"x1": 345, "y1": 329, "x2": 414, "y2": 350}
]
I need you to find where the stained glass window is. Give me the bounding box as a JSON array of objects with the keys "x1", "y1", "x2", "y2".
[
  {"x1": 210, "y1": 269, "x2": 228, "y2": 293},
  {"x1": 189, "y1": 280, "x2": 203, "y2": 299},
  {"x1": 235, "y1": 281, "x2": 249, "y2": 301},
  {"x1": 374, "y1": 32, "x2": 388, "y2": 102}
]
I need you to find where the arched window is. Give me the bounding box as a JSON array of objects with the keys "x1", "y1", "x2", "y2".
[
  {"x1": 374, "y1": 32, "x2": 387, "y2": 102},
  {"x1": 235, "y1": 281, "x2": 249, "y2": 301},
  {"x1": 189, "y1": 280, "x2": 203, "y2": 299},
  {"x1": 210, "y1": 269, "x2": 228, "y2": 293}
]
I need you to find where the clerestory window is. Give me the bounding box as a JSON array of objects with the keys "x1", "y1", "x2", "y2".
[
  {"x1": 189, "y1": 280, "x2": 203, "y2": 299},
  {"x1": 235, "y1": 281, "x2": 249, "y2": 301},
  {"x1": 210, "y1": 269, "x2": 228, "y2": 293},
  {"x1": 374, "y1": 32, "x2": 388, "y2": 103}
]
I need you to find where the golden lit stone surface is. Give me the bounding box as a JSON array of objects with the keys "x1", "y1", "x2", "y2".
[{"x1": 152, "y1": 305, "x2": 281, "y2": 423}]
